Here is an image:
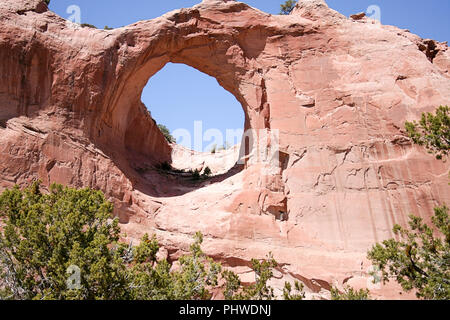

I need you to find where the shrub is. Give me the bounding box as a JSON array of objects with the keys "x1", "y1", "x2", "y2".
[
  {"x1": 157, "y1": 124, "x2": 175, "y2": 143},
  {"x1": 405, "y1": 105, "x2": 449, "y2": 160},
  {"x1": 80, "y1": 23, "x2": 97, "y2": 29},
  {"x1": 283, "y1": 281, "x2": 306, "y2": 300},
  {"x1": 0, "y1": 183, "x2": 226, "y2": 300},
  {"x1": 157, "y1": 161, "x2": 172, "y2": 171},
  {"x1": 136, "y1": 166, "x2": 148, "y2": 174},
  {"x1": 367, "y1": 205, "x2": 449, "y2": 300},
  {"x1": 0, "y1": 182, "x2": 125, "y2": 299},
  {"x1": 386, "y1": 106, "x2": 450, "y2": 300},
  {"x1": 330, "y1": 287, "x2": 371, "y2": 300},
  {"x1": 230, "y1": 253, "x2": 278, "y2": 300},
  {"x1": 203, "y1": 167, "x2": 212, "y2": 177}
]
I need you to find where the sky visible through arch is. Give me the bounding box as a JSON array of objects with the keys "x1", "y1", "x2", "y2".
[{"x1": 49, "y1": 0, "x2": 450, "y2": 151}]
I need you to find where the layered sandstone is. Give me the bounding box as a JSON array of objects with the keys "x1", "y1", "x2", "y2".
[{"x1": 0, "y1": 0, "x2": 449, "y2": 299}]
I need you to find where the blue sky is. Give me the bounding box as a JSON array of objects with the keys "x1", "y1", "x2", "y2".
[{"x1": 49, "y1": 1, "x2": 450, "y2": 151}]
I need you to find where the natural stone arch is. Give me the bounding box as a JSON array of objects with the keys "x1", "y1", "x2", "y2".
[{"x1": 93, "y1": 2, "x2": 274, "y2": 170}]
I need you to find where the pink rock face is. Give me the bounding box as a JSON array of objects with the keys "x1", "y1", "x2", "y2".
[{"x1": 0, "y1": 0, "x2": 449, "y2": 299}]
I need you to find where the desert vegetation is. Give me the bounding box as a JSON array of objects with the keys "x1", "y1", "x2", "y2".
[
  {"x1": 0, "y1": 106, "x2": 448, "y2": 300},
  {"x1": 330, "y1": 287, "x2": 371, "y2": 300},
  {"x1": 405, "y1": 105, "x2": 449, "y2": 160},
  {"x1": 154, "y1": 161, "x2": 213, "y2": 182},
  {"x1": 1, "y1": 0, "x2": 448, "y2": 303},
  {"x1": 280, "y1": 0, "x2": 296, "y2": 15},
  {"x1": 367, "y1": 205, "x2": 449, "y2": 299},
  {"x1": 0, "y1": 183, "x2": 299, "y2": 300},
  {"x1": 80, "y1": 23, "x2": 97, "y2": 29}
]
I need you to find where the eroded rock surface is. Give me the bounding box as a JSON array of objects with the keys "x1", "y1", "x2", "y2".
[{"x1": 0, "y1": 0, "x2": 449, "y2": 299}]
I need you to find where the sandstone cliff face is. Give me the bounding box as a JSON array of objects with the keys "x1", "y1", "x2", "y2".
[{"x1": 0, "y1": 0, "x2": 449, "y2": 299}]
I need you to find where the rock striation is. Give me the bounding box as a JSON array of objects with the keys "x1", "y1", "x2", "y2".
[{"x1": 0, "y1": 0, "x2": 449, "y2": 299}]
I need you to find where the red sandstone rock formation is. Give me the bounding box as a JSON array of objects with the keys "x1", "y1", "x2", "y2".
[{"x1": 0, "y1": 0, "x2": 449, "y2": 299}]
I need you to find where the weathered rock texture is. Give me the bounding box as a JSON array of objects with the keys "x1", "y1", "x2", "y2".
[{"x1": 0, "y1": 0, "x2": 449, "y2": 299}]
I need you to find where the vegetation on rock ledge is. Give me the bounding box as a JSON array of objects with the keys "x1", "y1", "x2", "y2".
[
  {"x1": 365, "y1": 106, "x2": 450, "y2": 300},
  {"x1": 367, "y1": 205, "x2": 449, "y2": 300},
  {"x1": 280, "y1": 0, "x2": 297, "y2": 15}
]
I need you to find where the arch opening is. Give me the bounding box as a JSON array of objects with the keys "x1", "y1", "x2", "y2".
[{"x1": 141, "y1": 62, "x2": 245, "y2": 177}]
